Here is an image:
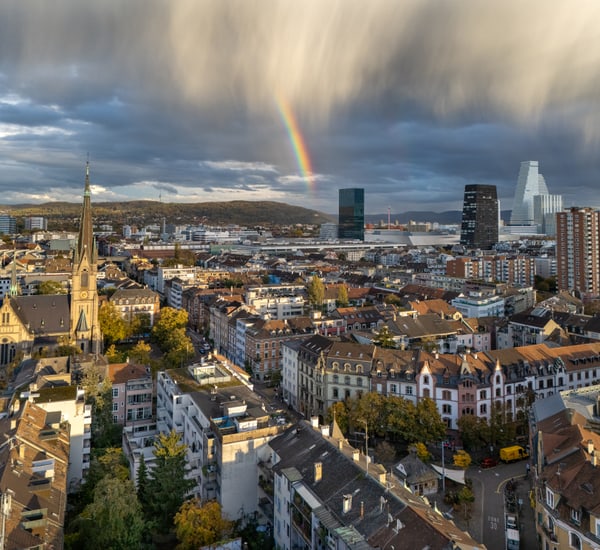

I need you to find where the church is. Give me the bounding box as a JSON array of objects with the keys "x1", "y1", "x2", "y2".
[{"x1": 0, "y1": 164, "x2": 101, "y2": 368}]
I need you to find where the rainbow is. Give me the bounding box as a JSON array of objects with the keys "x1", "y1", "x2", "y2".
[{"x1": 276, "y1": 95, "x2": 315, "y2": 191}]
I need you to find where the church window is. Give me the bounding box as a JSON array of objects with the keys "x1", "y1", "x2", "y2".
[
  {"x1": 2, "y1": 312, "x2": 9, "y2": 324},
  {"x1": 81, "y1": 271, "x2": 89, "y2": 289}
]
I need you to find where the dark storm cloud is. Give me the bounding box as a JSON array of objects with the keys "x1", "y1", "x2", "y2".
[{"x1": 0, "y1": 1, "x2": 599, "y2": 213}]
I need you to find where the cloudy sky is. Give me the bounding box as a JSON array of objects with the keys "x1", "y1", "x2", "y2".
[{"x1": 1, "y1": 1, "x2": 599, "y2": 216}]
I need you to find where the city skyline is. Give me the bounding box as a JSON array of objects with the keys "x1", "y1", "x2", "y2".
[{"x1": 1, "y1": 2, "x2": 600, "y2": 214}]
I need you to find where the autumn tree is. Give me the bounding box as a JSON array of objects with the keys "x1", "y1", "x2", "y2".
[
  {"x1": 307, "y1": 275, "x2": 325, "y2": 309},
  {"x1": 413, "y1": 441, "x2": 431, "y2": 462},
  {"x1": 98, "y1": 301, "x2": 127, "y2": 346},
  {"x1": 146, "y1": 430, "x2": 195, "y2": 533},
  {"x1": 336, "y1": 285, "x2": 349, "y2": 307},
  {"x1": 383, "y1": 395, "x2": 417, "y2": 441},
  {"x1": 457, "y1": 414, "x2": 490, "y2": 451},
  {"x1": 174, "y1": 499, "x2": 233, "y2": 550},
  {"x1": 129, "y1": 339, "x2": 152, "y2": 365},
  {"x1": 453, "y1": 449, "x2": 472, "y2": 469}
]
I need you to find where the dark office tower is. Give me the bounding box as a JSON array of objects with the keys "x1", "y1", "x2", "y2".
[
  {"x1": 460, "y1": 184, "x2": 499, "y2": 249},
  {"x1": 338, "y1": 188, "x2": 364, "y2": 240}
]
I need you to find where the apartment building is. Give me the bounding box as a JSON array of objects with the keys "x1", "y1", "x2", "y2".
[
  {"x1": 268, "y1": 419, "x2": 484, "y2": 549},
  {"x1": 109, "y1": 362, "x2": 154, "y2": 426},
  {"x1": 0, "y1": 401, "x2": 70, "y2": 549},
  {"x1": 556, "y1": 207, "x2": 600, "y2": 296},
  {"x1": 531, "y1": 386, "x2": 600, "y2": 550},
  {"x1": 109, "y1": 287, "x2": 160, "y2": 328},
  {"x1": 154, "y1": 361, "x2": 287, "y2": 520},
  {"x1": 31, "y1": 383, "x2": 92, "y2": 492}
]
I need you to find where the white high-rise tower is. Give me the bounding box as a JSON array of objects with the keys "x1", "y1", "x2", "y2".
[{"x1": 509, "y1": 161, "x2": 549, "y2": 226}]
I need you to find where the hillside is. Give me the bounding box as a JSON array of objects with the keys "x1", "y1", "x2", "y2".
[{"x1": 5, "y1": 200, "x2": 336, "y2": 229}]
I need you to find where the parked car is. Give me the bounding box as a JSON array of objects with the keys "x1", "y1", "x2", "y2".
[{"x1": 480, "y1": 457, "x2": 498, "y2": 469}]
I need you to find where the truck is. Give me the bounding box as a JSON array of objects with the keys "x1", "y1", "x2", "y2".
[{"x1": 500, "y1": 445, "x2": 529, "y2": 463}]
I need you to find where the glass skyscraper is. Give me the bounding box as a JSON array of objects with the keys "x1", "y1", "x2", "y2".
[
  {"x1": 338, "y1": 188, "x2": 364, "y2": 240},
  {"x1": 460, "y1": 184, "x2": 498, "y2": 249}
]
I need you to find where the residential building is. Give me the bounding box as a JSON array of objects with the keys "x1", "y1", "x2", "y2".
[
  {"x1": 556, "y1": 207, "x2": 600, "y2": 296},
  {"x1": 0, "y1": 400, "x2": 70, "y2": 549},
  {"x1": 268, "y1": 419, "x2": 484, "y2": 549},
  {"x1": 155, "y1": 363, "x2": 287, "y2": 520},
  {"x1": 338, "y1": 188, "x2": 364, "y2": 241},
  {"x1": 451, "y1": 292, "x2": 506, "y2": 319},
  {"x1": 533, "y1": 193, "x2": 562, "y2": 235},
  {"x1": 30, "y1": 383, "x2": 92, "y2": 492},
  {"x1": 460, "y1": 184, "x2": 498, "y2": 249},
  {"x1": 108, "y1": 362, "x2": 154, "y2": 426},
  {"x1": 109, "y1": 287, "x2": 160, "y2": 329},
  {"x1": 531, "y1": 386, "x2": 600, "y2": 550},
  {"x1": 298, "y1": 335, "x2": 335, "y2": 418}
]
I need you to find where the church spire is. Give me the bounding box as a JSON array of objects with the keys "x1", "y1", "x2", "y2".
[
  {"x1": 8, "y1": 243, "x2": 18, "y2": 297},
  {"x1": 76, "y1": 161, "x2": 96, "y2": 265}
]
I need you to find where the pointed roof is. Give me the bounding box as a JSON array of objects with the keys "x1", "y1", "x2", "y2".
[
  {"x1": 76, "y1": 309, "x2": 89, "y2": 332},
  {"x1": 75, "y1": 162, "x2": 96, "y2": 264}
]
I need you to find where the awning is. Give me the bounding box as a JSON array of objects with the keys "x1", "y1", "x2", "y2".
[{"x1": 431, "y1": 465, "x2": 466, "y2": 485}]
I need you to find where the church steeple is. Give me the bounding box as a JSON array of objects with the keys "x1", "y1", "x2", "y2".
[
  {"x1": 75, "y1": 161, "x2": 96, "y2": 266},
  {"x1": 70, "y1": 161, "x2": 100, "y2": 355},
  {"x1": 8, "y1": 244, "x2": 19, "y2": 298}
]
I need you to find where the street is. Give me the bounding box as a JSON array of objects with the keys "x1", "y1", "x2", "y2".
[{"x1": 469, "y1": 460, "x2": 536, "y2": 550}]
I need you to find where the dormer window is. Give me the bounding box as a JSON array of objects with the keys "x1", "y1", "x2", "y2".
[{"x1": 545, "y1": 487, "x2": 555, "y2": 509}]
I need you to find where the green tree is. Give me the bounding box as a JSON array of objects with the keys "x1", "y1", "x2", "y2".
[
  {"x1": 98, "y1": 301, "x2": 127, "y2": 345},
  {"x1": 80, "y1": 477, "x2": 146, "y2": 550},
  {"x1": 457, "y1": 414, "x2": 490, "y2": 451},
  {"x1": 152, "y1": 307, "x2": 189, "y2": 351},
  {"x1": 137, "y1": 455, "x2": 150, "y2": 512},
  {"x1": 373, "y1": 325, "x2": 396, "y2": 348},
  {"x1": 147, "y1": 430, "x2": 195, "y2": 533},
  {"x1": 383, "y1": 293, "x2": 402, "y2": 306},
  {"x1": 383, "y1": 395, "x2": 417, "y2": 441},
  {"x1": 307, "y1": 275, "x2": 325, "y2": 309},
  {"x1": 326, "y1": 401, "x2": 349, "y2": 433},
  {"x1": 174, "y1": 499, "x2": 234, "y2": 550},
  {"x1": 414, "y1": 398, "x2": 447, "y2": 443},
  {"x1": 36, "y1": 280, "x2": 66, "y2": 295},
  {"x1": 336, "y1": 285, "x2": 349, "y2": 307}
]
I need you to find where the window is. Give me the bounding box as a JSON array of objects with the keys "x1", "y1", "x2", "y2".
[
  {"x1": 423, "y1": 375, "x2": 429, "y2": 384},
  {"x1": 112, "y1": 403, "x2": 118, "y2": 412},
  {"x1": 356, "y1": 377, "x2": 362, "y2": 387},
  {"x1": 480, "y1": 404, "x2": 487, "y2": 414},
  {"x1": 546, "y1": 488, "x2": 555, "y2": 509},
  {"x1": 332, "y1": 387, "x2": 338, "y2": 399},
  {"x1": 345, "y1": 376, "x2": 351, "y2": 386},
  {"x1": 332, "y1": 374, "x2": 339, "y2": 383},
  {"x1": 571, "y1": 508, "x2": 581, "y2": 525},
  {"x1": 570, "y1": 532, "x2": 581, "y2": 549},
  {"x1": 496, "y1": 388, "x2": 501, "y2": 397},
  {"x1": 442, "y1": 390, "x2": 451, "y2": 400},
  {"x1": 405, "y1": 386, "x2": 413, "y2": 395},
  {"x1": 442, "y1": 404, "x2": 451, "y2": 414},
  {"x1": 112, "y1": 388, "x2": 119, "y2": 398},
  {"x1": 423, "y1": 388, "x2": 430, "y2": 398},
  {"x1": 480, "y1": 390, "x2": 487, "y2": 399}
]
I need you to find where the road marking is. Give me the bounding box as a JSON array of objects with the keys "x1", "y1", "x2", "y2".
[
  {"x1": 487, "y1": 515, "x2": 500, "y2": 530},
  {"x1": 495, "y1": 474, "x2": 526, "y2": 494}
]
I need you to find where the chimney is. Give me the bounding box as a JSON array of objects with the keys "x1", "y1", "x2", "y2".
[
  {"x1": 592, "y1": 451, "x2": 598, "y2": 467},
  {"x1": 338, "y1": 439, "x2": 344, "y2": 450},
  {"x1": 321, "y1": 425, "x2": 330, "y2": 437},
  {"x1": 314, "y1": 462, "x2": 322, "y2": 483},
  {"x1": 343, "y1": 494, "x2": 352, "y2": 514},
  {"x1": 360, "y1": 501, "x2": 364, "y2": 519},
  {"x1": 352, "y1": 449, "x2": 360, "y2": 462},
  {"x1": 587, "y1": 439, "x2": 594, "y2": 455},
  {"x1": 311, "y1": 416, "x2": 319, "y2": 429}
]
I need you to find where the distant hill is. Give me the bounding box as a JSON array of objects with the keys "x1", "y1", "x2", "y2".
[{"x1": 4, "y1": 200, "x2": 336, "y2": 229}]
